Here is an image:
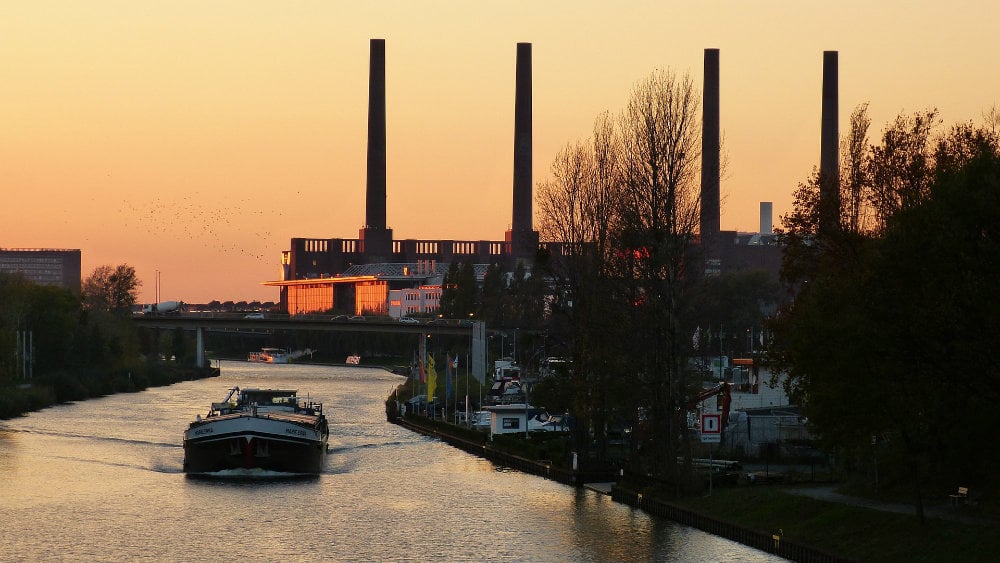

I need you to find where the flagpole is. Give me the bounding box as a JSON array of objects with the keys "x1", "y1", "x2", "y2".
[{"x1": 465, "y1": 352, "x2": 469, "y2": 427}]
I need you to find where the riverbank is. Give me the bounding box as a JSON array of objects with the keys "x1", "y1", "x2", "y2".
[
  {"x1": 391, "y1": 413, "x2": 998, "y2": 563},
  {"x1": 393, "y1": 415, "x2": 618, "y2": 486},
  {"x1": 0, "y1": 363, "x2": 220, "y2": 420}
]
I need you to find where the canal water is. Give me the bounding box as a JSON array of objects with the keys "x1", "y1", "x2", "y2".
[{"x1": 0, "y1": 362, "x2": 786, "y2": 562}]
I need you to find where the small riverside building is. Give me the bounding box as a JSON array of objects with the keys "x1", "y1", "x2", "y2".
[
  {"x1": 484, "y1": 404, "x2": 531, "y2": 438},
  {"x1": 484, "y1": 404, "x2": 560, "y2": 439}
]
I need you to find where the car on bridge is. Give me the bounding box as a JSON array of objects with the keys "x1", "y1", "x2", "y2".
[
  {"x1": 244, "y1": 313, "x2": 265, "y2": 319},
  {"x1": 398, "y1": 317, "x2": 420, "y2": 324}
]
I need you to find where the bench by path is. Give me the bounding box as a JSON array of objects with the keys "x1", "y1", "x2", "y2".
[{"x1": 784, "y1": 485, "x2": 995, "y2": 526}]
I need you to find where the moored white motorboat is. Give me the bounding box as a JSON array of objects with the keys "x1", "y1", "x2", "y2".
[{"x1": 248, "y1": 348, "x2": 291, "y2": 363}]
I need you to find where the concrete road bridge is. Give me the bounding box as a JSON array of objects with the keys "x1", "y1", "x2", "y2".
[{"x1": 133, "y1": 313, "x2": 478, "y2": 370}]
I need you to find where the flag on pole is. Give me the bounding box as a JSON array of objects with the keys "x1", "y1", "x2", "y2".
[
  {"x1": 445, "y1": 354, "x2": 453, "y2": 401},
  {"x1": 426, "y1": 354, "x2": 438, "y2": 402}
]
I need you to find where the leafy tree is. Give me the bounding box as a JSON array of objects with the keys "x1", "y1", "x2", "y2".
[
  {"x1": 479, "y1": 264, "x2": 509, "y2": 327},
  {"x1": 864, "y1": 145, "x2": 1000, "y2": 518},
  {"x1": 439, "y1": 262, "x2": 462, "y2": 317},
  {"x1": 505, "y1": 263, "x2": 547, "y2": 329},
  {"x1": 0, "y1": 273, "x2": 83, "y2": 380},
  {"x1": 0, "y1": 273, "x2": 31, "y2": 382},
  {"x1": 439, "y1": 260, "x2": 478, "y2": 319},
  {"x1": 685, "y1": 269, "x2": 780, "y2": 359},
  {"x1": 81, "y1": 264, "x2": 141, "y2": 315}
]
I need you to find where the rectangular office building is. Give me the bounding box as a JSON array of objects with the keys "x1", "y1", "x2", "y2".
[{"x1": 0, "y1": 248, "x2": 82, "y2": 292}]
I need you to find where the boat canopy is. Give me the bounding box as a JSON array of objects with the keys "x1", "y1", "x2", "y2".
[{"x1": 239, "y1": 388, "x2": 299, "y2": 405}]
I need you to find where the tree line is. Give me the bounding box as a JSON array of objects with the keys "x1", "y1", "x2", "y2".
[
  {"x1": 770, "y1": 105, "x2": 1000, "y2": 519},
  {"x1": 0, "y1": 265, "x2": 213, "y2": 419}
]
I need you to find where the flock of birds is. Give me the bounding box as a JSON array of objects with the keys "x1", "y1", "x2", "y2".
[{"x1": 119, "y1": 193, "x2": 286, "y2": 262}]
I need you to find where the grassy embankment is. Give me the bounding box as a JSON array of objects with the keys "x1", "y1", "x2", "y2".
[{"x1": 654, "y1": 485, "x2": 997, "y2": 563}]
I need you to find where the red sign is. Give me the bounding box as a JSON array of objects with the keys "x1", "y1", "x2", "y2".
[{"x1": 701, "y1": 413, "x2": 721, "y2": 434}]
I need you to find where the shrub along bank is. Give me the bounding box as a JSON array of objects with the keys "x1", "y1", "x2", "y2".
[{"x1": 0, "y1": 363, "x2": 219, "y2": 420}]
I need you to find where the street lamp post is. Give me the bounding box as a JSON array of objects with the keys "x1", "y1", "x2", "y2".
[
  {"x1": 513, "y1": 329, "x2": 518, "y2": 366},
  {"x1": 485, "y1": 335, "x2": 493, "y2": 408},
  {"x1": 524, "y1": 378, "x2": 529, "y2": 439}
]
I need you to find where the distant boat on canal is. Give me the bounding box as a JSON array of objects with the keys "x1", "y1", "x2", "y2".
[{"x1": 248, "y1": 347, "x2": 291, "y2": 363}]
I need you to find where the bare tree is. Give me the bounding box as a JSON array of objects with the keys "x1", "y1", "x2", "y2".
[
  {"x1": 615, "y1": 69, "x2": 702, "y2": 479},
  {"x1": 984, "y1": 105, "x2": 1000, "y2": 139},
  {"x1": 538, "y1": 140, "x2": 595, "y2": 249},
  {"x1": 538, "y1": 111, "x2": 622, "y2": 260},
  {"x1": 869, "y1": 109, "x2": 941, "y2": 231},
  {"x1": 841, "y1": 102, "x2": 873, "y2": 234},
  {"x1": 618, "y1": 69, "x2": 701, "y2": 243},
  {"x1": 537, "y1": 68, "x2": 703, "y2": 479},
  {"x1": 537, "y1": 111, "x2": 626, "y2": 466}
]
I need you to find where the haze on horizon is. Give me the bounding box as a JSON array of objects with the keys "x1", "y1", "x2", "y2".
[{"x1": 4, "y1": 1, "x2": 997, "y2": 303}]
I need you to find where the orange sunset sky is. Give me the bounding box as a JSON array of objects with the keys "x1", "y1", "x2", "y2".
[{"x1": 4, "y1": 1, "x2": 997, "y2": 303}]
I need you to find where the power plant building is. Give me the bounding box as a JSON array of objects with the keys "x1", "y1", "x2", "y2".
[
  {"x1": 268, "y1": 39, "x2": 540, "y2": 315},
  {"x1": 266, "y1": 43, "x2": 842, "y2": 315}
]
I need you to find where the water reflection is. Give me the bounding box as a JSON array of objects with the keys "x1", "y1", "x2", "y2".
[
  {"x1": 0, "y1": 363, "x2": 785, "y2": 562},
  {"x1": 0, "y1": 428, "x2": 18, "y2": 473},
  {"x1": 567, "y1": 489, "x2": 656, "y2": 561}
]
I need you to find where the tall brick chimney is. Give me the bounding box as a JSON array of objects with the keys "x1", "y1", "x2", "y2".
[
  {"x1": 819, "y1": 50, "x2": 840, "y2": 234},
  {"x1": 360, "y1": 38, "x2": 393, "y2": 258},
  {"x1": 506, "y1": 42, "x2": 539, "y2": 262},
  {"x1": 700, "y1": 48, "x2": 721, "y2": 249}
]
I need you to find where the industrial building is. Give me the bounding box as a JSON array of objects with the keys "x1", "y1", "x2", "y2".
[
  {"x1": 266, "y1": 40, "x2": 541, "y2": 315},
  {"x1": 0, "y1": 248, "x2": 81, "y2": 292}
]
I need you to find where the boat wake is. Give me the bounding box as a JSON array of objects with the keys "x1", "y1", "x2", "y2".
[
  {"x1": 8, "y1": 427, "x2": 188, "y2": 474},
  {"x1": 150, "y1": 463, "x2": 186, "y2": 475},
  {"x1": 326, "y1": 439, "x2": 418, "y2": 454},
  {"x1": 14, "y1": 427, "x2": 179, "y2": 449}
]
